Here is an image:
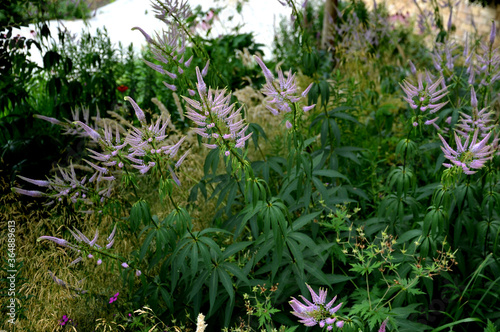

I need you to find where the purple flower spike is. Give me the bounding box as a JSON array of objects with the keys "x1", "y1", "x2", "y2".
[
  {"x1": 302, "y1": 104, "x2": 316, "y2": 112},
  {"x1": 379, "y1": 318, "x2": 389, "y2": 332},
  {"x1": 302, "y1": 82, "x2": 313, "y2": 97},
  {"x1": 254, "y1": 55, "x2": 274, "y2": 82},
  {"x1": 74, "y1": 121, "x2": 101, "y2": 141},
  {"x1": 38, "y1": 236, "x2": 72, "y2": 248},
  {"x1": 195, "y1": 66, "x2": 207, "y2": 95},
  {"x1": 34, "y1": 114, "x2": 63, "y2": 125},
  {"x1": 184, "y1": 55, "x2": 193, "y2": 67},
  {"x1": 132, "y1": 26, "x2": 152, "y2": 43},
  {"x1": 202, "y1": 59, "x2": 210, "y2": 77},
  {"x1": 124, "y1": 97, "x2": 146, "y2": 124},
  {"x1": 12, "y1": 187, "x2": 45, "y2": 197},
  {"x1": 409, "y1": 60, "x2": 417, "y2": 75},
  {"x1": 470, "y1": 86, "x2": 478, "y2": 108},
  {"x1": 163, "y1": 81, "x2": 177, "y2": 91}
]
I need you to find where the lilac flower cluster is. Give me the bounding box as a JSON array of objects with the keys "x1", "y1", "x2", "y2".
[
  {"x1": 437, "y1": 87, "x2": 498, "y2": 175},
  {"x1": 132, "y1": 0, "x2": 209, "y2": 95},
  {"x1": 468, "y1": 22, "x2": 500, "y2": 87},
  {"x1": 254, "y1": 56, "x2": 314, "y2": 122},
  {"x1": 183, "y1": 67, "x2": 253, "y2": 156},
  {"x1": 333, "y1": 3, "x2": 402, "y2": 61},
  {"x1": 39, "y1": 225, "x2": 117, "y2": 266},
  {"x1": 14, "y1": 98, "x2": 189, "y2": 207},
  {"x1": 431, "y1": 40, "x2": 459, "y2": 80},
  {"x1": 12, "y1": 161, "x2": 113, "y2": 212},
  {"x1": 456, "y1": 87, "x2": 497, "y2": 139},
  {"x1": 35, "y1": 107, "x2": 100, "y2": 139},
  {"x1": 400, "y1": 71, "x2": 449, "y2": 130},
  {"x1": 289, "y1": 284, "x2": 345, "y2": 330},
  {"x1": 438, "y1": 130, "x2": 495, "y2": 175}
]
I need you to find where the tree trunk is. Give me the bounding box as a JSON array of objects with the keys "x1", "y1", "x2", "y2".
[{"x1": 321, "y1": 0, "x2": 337, "y2": 49}]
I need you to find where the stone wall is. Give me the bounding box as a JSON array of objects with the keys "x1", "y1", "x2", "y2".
[{"x1": 362, "y1": 0, "x2": 500, "y2": 42}]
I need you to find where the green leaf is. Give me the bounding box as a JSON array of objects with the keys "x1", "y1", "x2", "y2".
[
  {"x1": 223, "y1": 262, "x2": 250, "y2": 285},
  {"x1": 430, "y1": 318, "x2": 483, "y2": 332},
  {"x1": 292, "y1": 211, "x2": 321, "y2": 230},
  {"x1": 287, "y1": 238, "x2": 304, "y2": 272},
  {"x1": 222, "y1": 241, "x2": 252, "y2": 260},
  {"x1": 159, "y1": 286, "x2": 173, "y2": 311},
  {"x1": 190, "y1": 243, "x2": 199, "y2": 277},
  {"x1": 209, "y1": 269, "x2": 219, "y2": 313},
  {"x1": 313, "y1": 169, "x2": 349, "y2": 182},
  {"x1": 139, "y1": 230, "x2": 156, "y2": 261},
  {"x1": 217, "y1": 268, "x2": 234, "y2": 302}
]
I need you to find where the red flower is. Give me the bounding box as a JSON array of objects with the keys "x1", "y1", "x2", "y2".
[{"x1": 117, "y1": 85, "x2": 129, "y2": 92}]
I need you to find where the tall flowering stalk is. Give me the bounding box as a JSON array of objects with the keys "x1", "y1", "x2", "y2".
[
  {"x1": 183, "y1": 66, "x2": 252, "y2": 172},
  {"x1": 254, "y1": 55, "x2": 314, "y2": 118},
  {"x1": 254, "y1": 55, "x2": 314, "y2": 158},
  {"x1": 400, "y1": 71, "x2": 449, "y2": 131}
]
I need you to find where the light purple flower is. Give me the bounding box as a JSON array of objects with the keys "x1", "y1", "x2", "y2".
[
  {"x1": 34, "y1": 114, "x2": 64, "y2": 125},
  {"x1": 438, "y1": 130, "x2": 495, "y2": 174},
  {"x1": 11, "y1": 187, "x2": 45, "y2": 197},
  {"x1": 132, "y1": 26, "x2": 152, "y2": 43},
  {"x1": 163, "y1": 81, "x2": 177, "y2": 91},
  {"x1": 289, "y1": 284, "x2": 344, "y2": 329},
  {"x1": 121, "y1": 262, "x2": 129, "y2": 268},
  {"x1": 254, "y1": 55, "x2": 274, "y2": 82},
  {"x1": 125, "y1": 96, "x2": 146, "y2": 124},
  {"x1": 202, "y1": 59, "x2": 210, "y2": 77},
  {"x1": 38, "y1": 236, "x2": 73, "y2": 249},
  {"x1": 379, "y1": 318, "x2": 389, "y2": 332},
  {"x1": 254, "y1": 56, "x2": 314, "y2": 117},
  {"x1": 183, "y1": 72, "x2": 252, "y2": 155},
  {"x1": 74, "y1": 121, "x2": 101, "y2": 141}
]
